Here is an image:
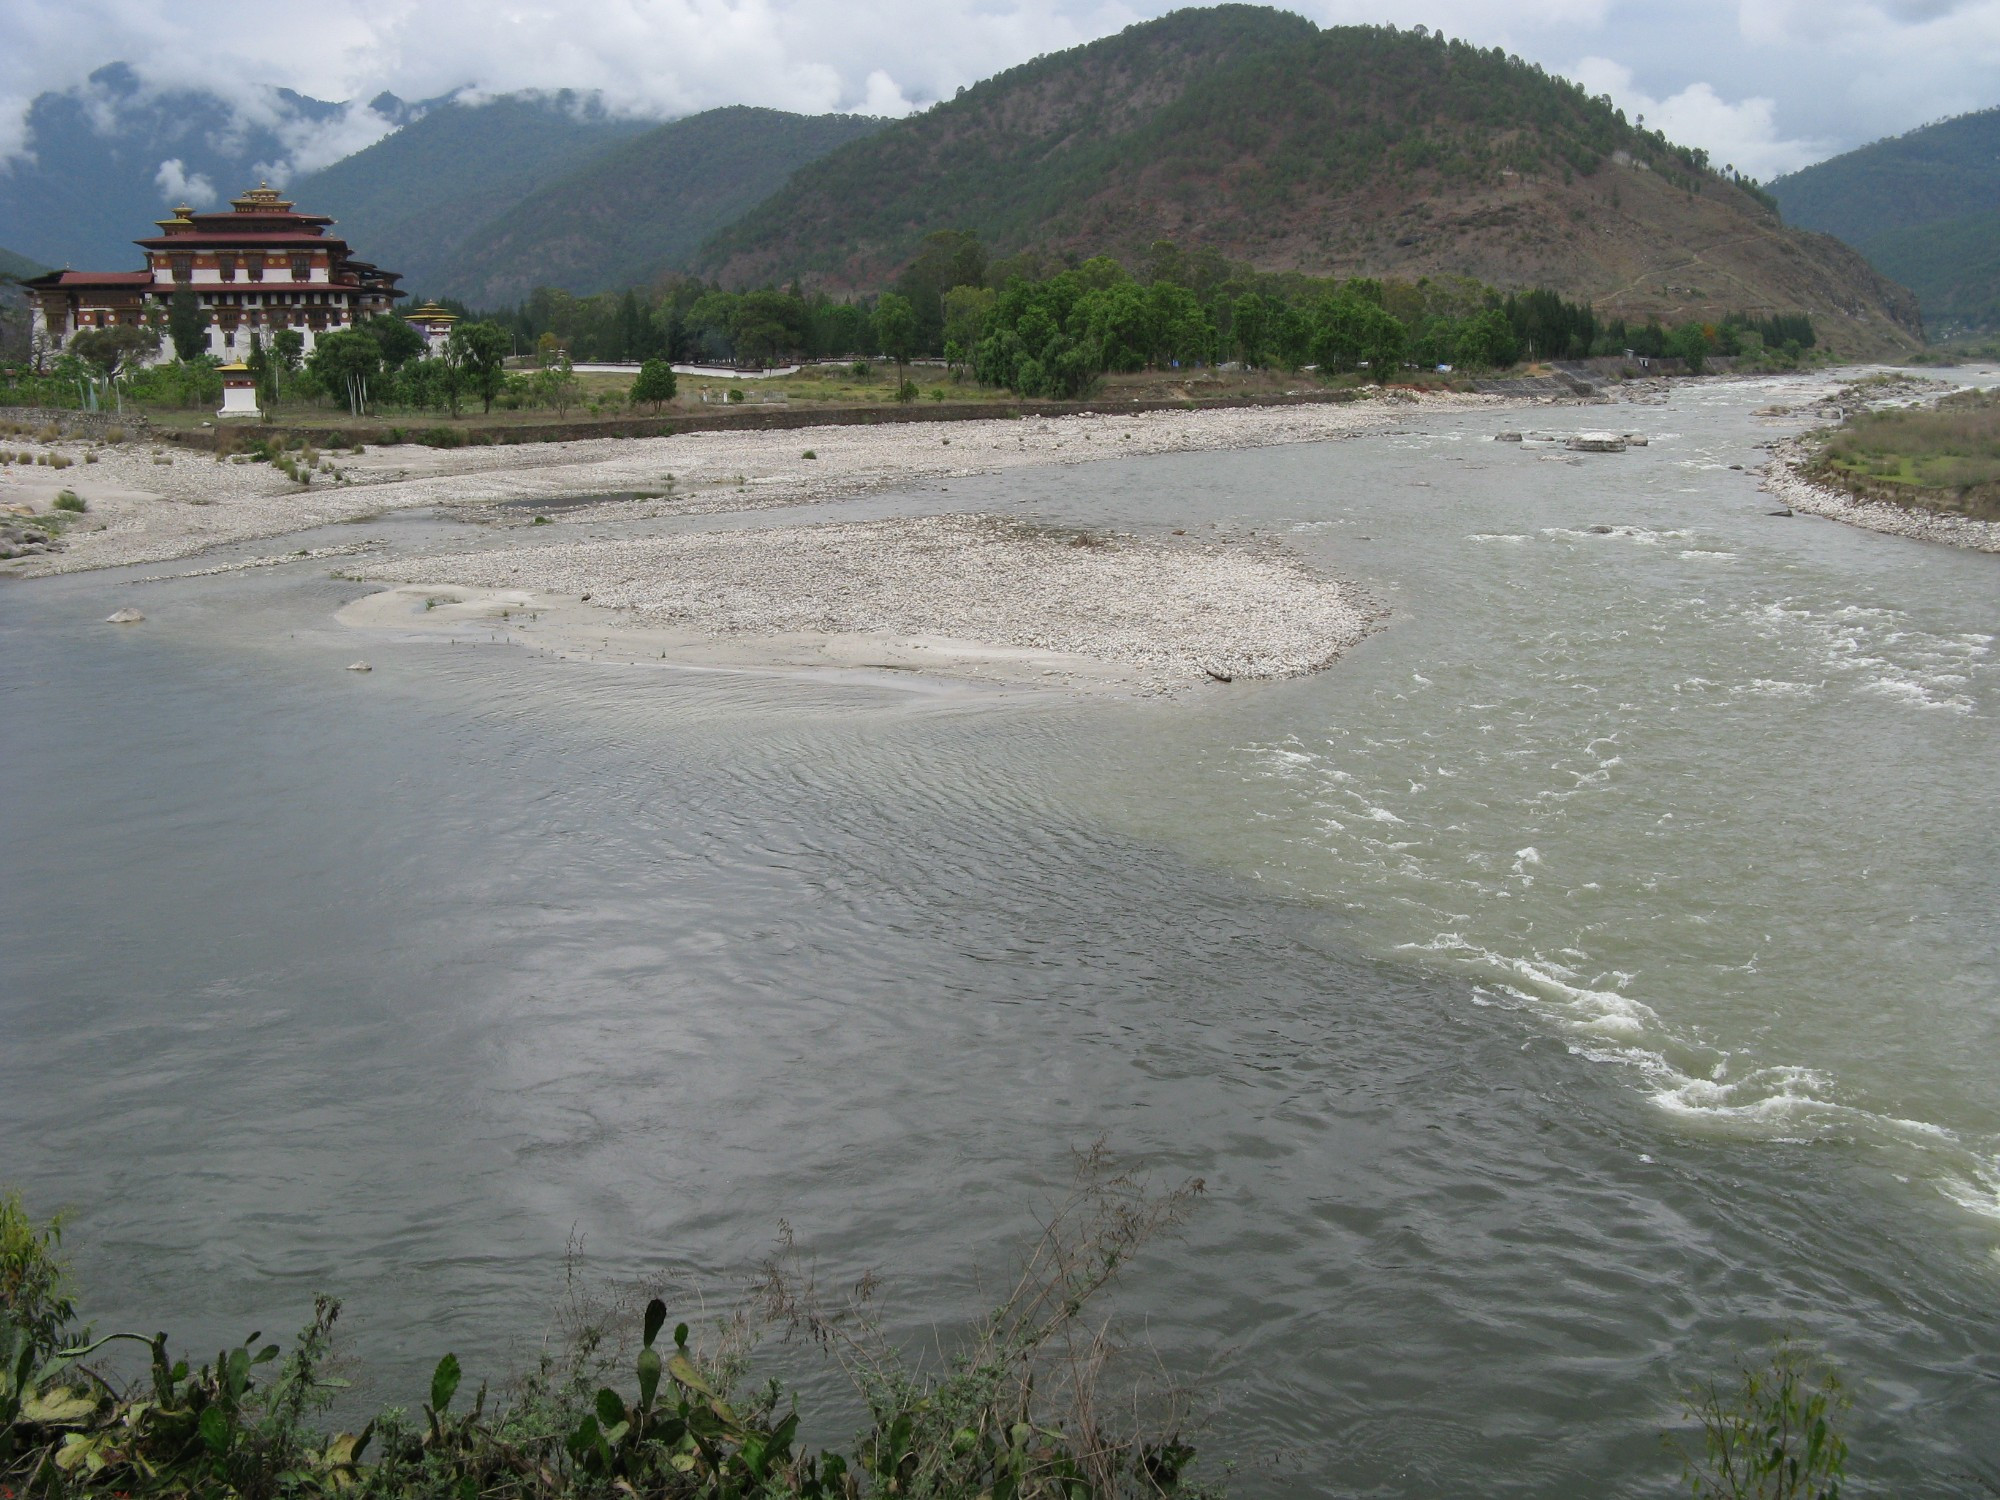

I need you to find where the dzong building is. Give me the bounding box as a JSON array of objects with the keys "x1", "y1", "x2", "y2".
[{"x1": 24, "y1": 183, "x2": 404, "y2": 365}]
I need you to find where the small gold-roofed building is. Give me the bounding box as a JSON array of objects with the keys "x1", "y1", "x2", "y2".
[
  {"x1": 24, "y1": 182, "x2": 406, "y2": 366},
  {"x1": 406, "y1": 301, "x2": 460, "y2": 357}
]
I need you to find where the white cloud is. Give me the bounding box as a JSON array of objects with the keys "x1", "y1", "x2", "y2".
[
  {"x1": 1571, "y1": 57, "x2": 1827, "y2": 179},
  {"x1": 153, "y1": 156, "x2": 216, "y2": 207},
  {"x1": 0, "y1": 0, "x2": 1995, "y2": 179},
  {"x1": 859, "y1": 69, "x2": 915, "y2": 117}
]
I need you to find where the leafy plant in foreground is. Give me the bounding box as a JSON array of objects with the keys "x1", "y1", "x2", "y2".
[{"x1": 1673, "y1": 1340, "x2": 1850, "y2": 1500}]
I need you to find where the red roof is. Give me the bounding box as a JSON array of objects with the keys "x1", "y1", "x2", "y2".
[
  {"x1": 189, "y1": 212, "x2": 333, "y2": 227},
  {"x1": 28, "y1": 270, "x2": 154, "y2": 288},
  {"x1": 136, "y1": 233, "x2": 348, "y2": 250}
]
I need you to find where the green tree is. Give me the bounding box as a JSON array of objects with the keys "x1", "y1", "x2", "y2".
[
  {"x1": 533, "y1": 352, "x2": 579, "y2": 417},
  {"x1": 68, "y1": 323, "x2": 160, "y2": 381},
  {"x1": 630, "y1": 358, "x2": 677, "y2": 412},
  {"x1": 1670, "y1": 321, "x2": 1712, "y2": 374},
  {"x1": 270, "y1": 329, "x2": 305, "y2": 375},
  {"x1": 895, "y1": 228, "x2": 988, "y2": 350},
  {"x1": 358, "y1": 313, "x2": 424, "y2": 371},
  {"x1": 1310, "y1": 295, "x2": 1405, "y2": 376},
  {"x1": 445, "y1": 321, "x2": 511, "y2": 415},
  {"x1": 730, "y1": 290, "x2": 805, "y2": 366},
  {"x1": 1452, "y1": 308, "x2": 1519, "y2": 369},
  {"x1": 245, "y1": 332, "x2": 278, "y2": 409},
  {"x1": 942, "y1": 284, "x2": 996, "y2": 371},
  {"x1": 166, "y1": 289, "x2": 208, "y2": 361},
  {"x1": 873, "y1": 292, "x2": 919, "y2": 398},
  {"x1": 307, "y1": 328, "x2": 382, "y2": 416}
]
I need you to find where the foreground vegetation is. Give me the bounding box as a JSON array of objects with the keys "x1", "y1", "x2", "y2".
[
  {"x1": 2, "y1": 1167, "x2": 1862, "y2": 1499},
  {"x1": 4, "y1": 1159, "x2": 1221, "y2": 1499},
  {"x1": 1811, "y1": 385, "x2": 2000, "y2": 518}
]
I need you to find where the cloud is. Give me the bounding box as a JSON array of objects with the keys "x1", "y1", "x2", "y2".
[
  {"x1": 858, "y1": 70, "x2": 915, "y2": 117},
  {"x1": 1570, "y1": 57, "x2": 1827, "y2": 179},
  {"x1": 0, "y1": 0, "x2": 1995, "y2": 180},
  {"x1": 153, "y1": 156, "x2": 216, "y2": 207}
]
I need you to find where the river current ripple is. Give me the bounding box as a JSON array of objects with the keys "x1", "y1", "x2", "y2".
[{"x1": 2, "y1": 372, "x2": 1997, "y2": 1495}]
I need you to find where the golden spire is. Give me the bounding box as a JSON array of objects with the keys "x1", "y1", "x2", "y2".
[{"x1": 232, "y1": 181, "x2": 294, "y2": 213}]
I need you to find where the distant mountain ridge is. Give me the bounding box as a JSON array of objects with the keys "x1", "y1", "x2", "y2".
[
  {"x1": 0, "y1": 245, "x2": 49, "y2": 282},
  {"x1": 1768, "y1": 108, "x2": 2000, "y2": 333},
  {"x1": 421, "y1": 107, "x2": 887, "y2": 304},
  {"x1": 289, "y1": 94, "x2": 657, "y2": 295},
  {"x1": 695, "y1": 7, "x2": 1920, "y2": 355}
]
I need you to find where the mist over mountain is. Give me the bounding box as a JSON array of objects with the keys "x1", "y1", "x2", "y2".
[
  {"x1": 0, "y1": 65, "x2": 427, "y2": 270},
  {"x1": 1768, "y1": 108, "x2": 2000, "y2": 333}
]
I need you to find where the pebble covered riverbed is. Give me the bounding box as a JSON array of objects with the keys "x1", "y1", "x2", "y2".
[
  {"x1": 2, "y1": 392, "x2": 1504, "y2": 577},
  {"x1": 353, "y1": 514, "x2": 1382, "y2": 690}
]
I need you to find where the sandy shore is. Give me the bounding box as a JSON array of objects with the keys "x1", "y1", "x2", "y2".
[
  {"x1": 1, "y1": 391, "x2": 1502, "y2": 577},
  {"x1": 343, "y1": 514, "x2": 1381, "y2": 694}
]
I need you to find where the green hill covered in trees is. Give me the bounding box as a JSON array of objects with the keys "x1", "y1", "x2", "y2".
[
  {"x1": 427, "y1": 107, "x2": 886, "y2": 305},
  {"x1": 695, "y1": 7, "x2": 1920, "y2": 356},
  {"x1": 0, "y1": 246, "x2": 49, "y2": 282},
  {"x1": 1766, "y1": 108, "x2": 2000, "y2": 334},
  {"x1": 291, "y1": 94, "x2": 655, "y2": 295}
]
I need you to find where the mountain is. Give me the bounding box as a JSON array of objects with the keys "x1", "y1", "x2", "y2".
[
  {"x1": 1856, "y1": 212, "x2": 2000, "y2": 334},
  {"x1": 1767, "y1": 109, "x2": 2000, "y2": 333},
  {"x1": 697, "y1": 7, "x2": 1921, "y2": 355},
  {"x1": 0, "y1": 65, "x2": 419, "y2": 271},
  {"x1": 290, "y1": 94, "x2": 655, "y2": 295},
  {"x1": 424, "y1": 107, "x2": 887, "y2": 305},
  {"x1": 0, "y1": 245, "x2": 49, "y2": 282}
]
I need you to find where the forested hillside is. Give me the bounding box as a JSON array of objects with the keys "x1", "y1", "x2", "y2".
[
  {"x1": 697, "y1": 7, "x2": 1920, "y2": 355},
  {"x1": 427, "y1": 108, "x2": 886, "y2": 305},
  {"x1": 0, "y1": 246, "x2": 49, "y2": 281},
  {"x1": 1767, "y1": 109, "x2": 2000, "y2": 333},
  {"x1": 292, "y1": 94, "x2": 653, "y2": 295},
  {"x1": 1857, "y1": 212, "x2": 2000, "y2": 334},
  {"x1": 1768, "y1": 108, "x2": 2000, "y2": 246}
]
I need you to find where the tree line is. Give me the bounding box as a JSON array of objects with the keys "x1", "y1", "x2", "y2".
[
  {"x1": 473, "y1": 230, "x2": 1816, "y2": 401},
  {"x1": 2, "y1": 231, "x2": 1820, "y2": 416}
]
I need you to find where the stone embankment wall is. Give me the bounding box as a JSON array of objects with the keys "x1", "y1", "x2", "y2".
[{"x1": 0, "y1": 406, "x2": 153, "y2": 440}]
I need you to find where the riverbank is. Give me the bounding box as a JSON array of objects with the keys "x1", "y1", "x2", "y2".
[
  {"x1": 2, "y1": 390, "x2": 1508, "y2": 580},
  {"x1": 1761, "y1": 436, "x2": 2000, "y2": 553}
]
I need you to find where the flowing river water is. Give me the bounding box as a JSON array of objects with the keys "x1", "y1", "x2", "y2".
[{"x1": 3, "y1": 372, "x2": 1997, "y2": 1494}]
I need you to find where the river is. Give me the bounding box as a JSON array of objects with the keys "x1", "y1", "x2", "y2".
[{"x1": 2, "y1": 372, "x2": 1995, "y2": 1494}]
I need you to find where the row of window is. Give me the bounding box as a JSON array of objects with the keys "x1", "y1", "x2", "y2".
[
  {"x1": 165, "y1": 252, "x2": 319, "y2": 283},
  {"x1": 192, "y1": 290, "x2": 350, "y2": 307}
]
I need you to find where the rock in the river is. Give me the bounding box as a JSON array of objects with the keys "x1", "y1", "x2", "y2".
[
  {"x1": 1496, "y1": 431, "x2": 1523, "y2": 442},
  {"x1": 346, "y1": 661, "x2": 373, "y2": 672},
  {"x1": 104, "y1": 608, "x2": 145, "y2": 623},
  {"x1": 1566, "y1": 432, "x2": 1628, "y2": 453}
]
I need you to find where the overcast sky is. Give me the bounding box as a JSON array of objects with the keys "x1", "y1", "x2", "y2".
[{"x1": 2, "y1": 0, "x2": 1996, "y2": 184}]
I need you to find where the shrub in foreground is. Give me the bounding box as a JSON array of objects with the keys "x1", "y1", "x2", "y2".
[{"x1": 1, "y1": 1152, "x2": 1217, "y2": 1498}]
